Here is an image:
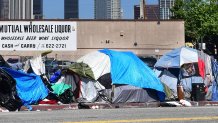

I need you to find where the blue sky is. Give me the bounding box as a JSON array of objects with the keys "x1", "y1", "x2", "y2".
[{"x1": 44, "y1": 0, "x2": 158, "y2": 19}]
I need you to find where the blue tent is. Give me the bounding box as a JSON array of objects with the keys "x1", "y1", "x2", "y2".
[
  {"x1": 1, "y1": 67, "x2": 48, "y2": 107},
  {"x1": 100, "y1": 49, "x2": 165, "y2": 101},
  {"x1": 155, "y1": 47, "x2": 198, "y2": 68}
]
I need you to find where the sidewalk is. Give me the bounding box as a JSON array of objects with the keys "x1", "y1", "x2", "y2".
[{"x1": 16, "y1": 101, "x2": 218, "y2": 111}]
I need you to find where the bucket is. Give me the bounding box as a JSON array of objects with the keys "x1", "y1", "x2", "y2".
[{"x1": 177, "y1": 85, "x2": 184, "y2": 100}]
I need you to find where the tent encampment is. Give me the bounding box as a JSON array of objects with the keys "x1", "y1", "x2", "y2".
[{"x1": 68, "y1": 49, "x2": 165, "y2": 102}]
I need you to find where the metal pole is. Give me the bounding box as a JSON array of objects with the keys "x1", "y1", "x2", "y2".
[
  {"x1": 215, "y1": 45, "x2": 217, "y2": 61},
  {"x1": 201, "y1": 36, "x2": 203, "y2": 50}
]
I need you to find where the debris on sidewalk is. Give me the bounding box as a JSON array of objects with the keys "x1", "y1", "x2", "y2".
[
  {"x1": 0, "y1": 107, "x2": 9, "y2": 112},
  {"x1": 180, "y1": 99, "x2": 192, "y2": 107}
]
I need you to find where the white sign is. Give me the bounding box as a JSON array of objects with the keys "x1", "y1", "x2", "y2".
[{"x1": 0, "y1": 21, "x2": 77, "y2": 51}]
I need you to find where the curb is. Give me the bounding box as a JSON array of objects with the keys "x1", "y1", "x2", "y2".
[
  {"x1": 2, "y1": 101, "x2": 218, "y2": 112},
  {"x1": 19, "y1": 102, "x2": 159, "y2": 111}
]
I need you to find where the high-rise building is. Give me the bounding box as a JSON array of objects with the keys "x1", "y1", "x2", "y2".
[
  {"x1": 159, "y1": 0, "x2": 175, "y2": 20},
  {"x1": 111, "y1": 0, "x2": 121, "y2": 19},
  {"x1": 139, "y1": 0, "x2": 146, "y2": 19},
  {"x1": 64, "y1": 0, "x2": 78, "y2": 19},
  {"x1": 0, "y1": 0, "x2": 42, "y2": 19},
  {"x1": 134, "y1": 5, "x2": 160, "y2": 20},
  {"x1": 33, "y1": 0, "x2": 43, "y2": 19},
  {"x1": 0, "y1": 0, "x2": 9, "y2": 19},
  {"x1": 8, "y1": 0, "x2": 33, "y2": 19},
  {"x1": 94, "y1": 0, "x2": 121, "y2": 19}
]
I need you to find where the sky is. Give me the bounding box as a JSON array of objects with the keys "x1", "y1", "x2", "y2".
[{"x1": 44, "y1": 0, "x2": 158, "y2": 19}]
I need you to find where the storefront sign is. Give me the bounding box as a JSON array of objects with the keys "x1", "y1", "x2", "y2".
[{"x1": 0, "y1": 21, "x2": 77, "y2": 51}]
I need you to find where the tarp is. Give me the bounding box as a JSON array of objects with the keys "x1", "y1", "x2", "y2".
[
  {"x1": 69, "y1": 62, "x2": 95, "y2": 80},
  {"x1": 80, "y1": 77, "x2": 98, "y2": 102},
  {"x1": 181, "y1": 76, "x2": 204, "y2": 92},
  {"x1": 155, "y1": 47, "x2": 198, "y2": 68},
  {"x1": 50, "y1": 69, "x2": 62, "y2": 83},
  {"x1": 1, "y1": 67, "x2": 48, "y2": 106},
  {"x1": 103, "y1": 85, "x2": 159, "y2": 103},
  {"x1": 212, "y1": 60, "x2": 218, "y2": 101},
  {"x1": 51, "y1": 82, "x2": 71, "y2": 96},
  {"x1": 198, "y1": 50, "x2": 213, "y2": 76},
  {"x1": 100, "y1": 49, "x2": 165, "y2": 101},
  {"x1": 158, "y1": 69, "x2": 178, "y2": 97},
  {"x1": 30, "y1": 55, "x2": 46, "y2": 75},
  {"x1": 8, "y1": 62, "x2": 23, "y2": 70}
]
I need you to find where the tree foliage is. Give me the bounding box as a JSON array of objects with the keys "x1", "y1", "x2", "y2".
[{"x1": 171, "y1": 0, "x2": 218, "y2": 44}]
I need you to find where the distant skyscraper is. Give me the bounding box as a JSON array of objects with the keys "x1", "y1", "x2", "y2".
[
  {"x1": 139, "y1": 0, "x2": 146, "y2": 19},
  {"x1": 134, "y1": 5, "x2": 160, "y2": 20},
  {"x1": 94, "y1": 0, "x2": 121, "y2": 19},
  {"x1": 33, "y1": 0, "x2": 43, "y2": 19},
  {"x1": 159, "y1": 0, "x2": 175, "y2": 19},
  {"x1": 0, "y1": 0, "x2": 9, "y2": 19},
  {"x1": 0, "y1": 0, "x2": 42, "y2": 19},
  {"x1": 64, "y1": 0, "x2": 78, "y2": 19},
  {"x1": 8, "y1": 0, "x2": 33, "y2": 19}
]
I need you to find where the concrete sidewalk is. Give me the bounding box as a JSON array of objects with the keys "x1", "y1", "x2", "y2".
[{"x1": 16, "y1": 101, "x2": 218, "y2": 111}]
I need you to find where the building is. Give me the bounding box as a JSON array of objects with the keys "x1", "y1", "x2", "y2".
[
  {"x1": 9, "y1": 0, "x2": 33, "y2": 19},
  {"x1": 94, "y1": 0, "x2": 121, "y2": 19},
  {"x1": 4, "y1": 0, "x2": 33, "y2": 19},
  {"x1": 134, "y1": 5, "x2": 160, "y2": 20},
  {"x1": 33, "y1": 0, "x2": 43, "y2": 19},
  {"x1": 64, "y1": 0, "x2": 78, "y2": 19},
  {"x1": 0, "y1": 0, "x2": 9, "y2": 19},
  {"x1": 111, "y1": 0, "x2": 121, "y2": 19},
  {"x1": 0, "y1": 0, "x2": 41, "y2": 19},
  {"x1": 139, "y1": 0, "x2": 146, "y2": 19},
  {"x1": 159, "y1": 0, "x2": 175, "y2": 20}
]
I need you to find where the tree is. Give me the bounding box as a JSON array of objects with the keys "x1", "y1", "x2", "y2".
[{"x1": 171, "y1": 0, "x2": 218, "y2": 46}]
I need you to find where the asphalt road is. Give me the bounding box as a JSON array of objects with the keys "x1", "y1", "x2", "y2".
[{"x1": 1, "y1": 107, "x2": 218, "y2": 123}]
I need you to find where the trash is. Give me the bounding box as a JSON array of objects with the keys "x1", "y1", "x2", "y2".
[
  {"x1": 0, "y1": 108, "x2": 9, "y2": 112},
  {"x1": 165, "y1": 101, "x2": 182, "y2": 107},
  {"x1": 78, "y1": 103, "x2": 90, "y2": 109},
  {"x1": 179, "y1": 99, "x2": 192, "y2": 107}
]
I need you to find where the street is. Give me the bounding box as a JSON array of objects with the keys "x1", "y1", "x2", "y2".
[{"x1": 1, "y1": 107, "x2": 218, "y2": 123}]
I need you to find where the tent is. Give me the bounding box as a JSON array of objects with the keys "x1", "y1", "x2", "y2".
[
  {"x1": 77, "y1": 51, "x2": 111, "y2": 80},
  {"x1": 154, "y1": 47, "x2": 210, "y2": 100},
  {"x1": 155, "y1": 47, "x2": 198, "y2": 68},
  {"x1": 68, "y1": 49, "x2": 165, "y2": 102}
]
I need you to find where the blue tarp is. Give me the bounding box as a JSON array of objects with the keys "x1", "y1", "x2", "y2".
[
  {"x1": 1, "y1": 67, "x2": 48, "y2": 106},
  {"x1": 181, "y1": 76, "x2": 204, "y2": 93},
  {"x1": 100, "y1": 49, "x2": 165, "y2": 101},
  {"x1": 212, "y1": 60, "x2": 218, "y2": 101},
  {"x1": 49, "y1": 69, "x2": 62, "y2": 83}
]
